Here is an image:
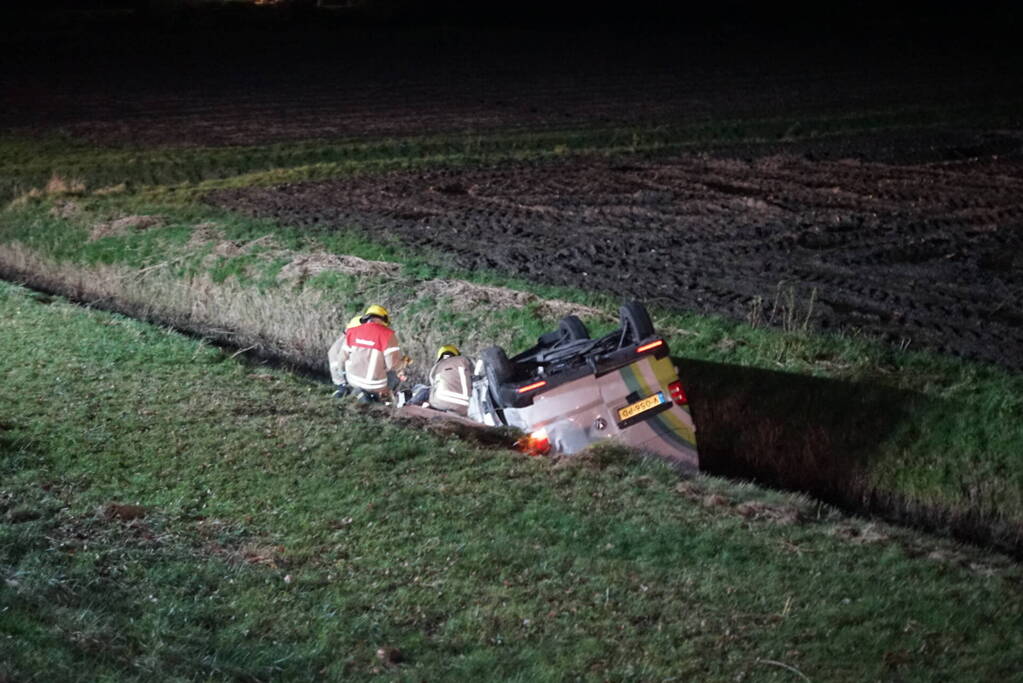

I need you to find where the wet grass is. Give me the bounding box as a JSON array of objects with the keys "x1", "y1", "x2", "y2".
[{"x1": 2, "y1": 280, "x2": 1022, "y2": 681}]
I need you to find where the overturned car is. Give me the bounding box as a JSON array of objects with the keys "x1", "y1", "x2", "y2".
[{"x1": 468, "y1": 302, "x2": 698, "y2": 470}]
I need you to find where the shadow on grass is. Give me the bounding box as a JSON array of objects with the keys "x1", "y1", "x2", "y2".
[
  {"x1": 681, "y1": 357, "x2": 918, "y2": 498},
  {"x1": 680, "y1": 357, "x2": 1023, "y2": 557}
]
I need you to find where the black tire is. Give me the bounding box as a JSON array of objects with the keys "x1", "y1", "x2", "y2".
[
  {"x1": 558, "y1": 315, "x2": 590, "y2": 341},
  {"x1": 620, "y1": 301, "x2": 654, "y2": 344},
  {"x1": 481, "y1": 345, "x2": 513, "y2": 406}
]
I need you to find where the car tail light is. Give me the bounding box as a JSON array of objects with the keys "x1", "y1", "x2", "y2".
[
  {"x1": 517, "y1": 380, "x2": 547, "y2": 394},
  {"x1": 636, "y1": 339, "x2": 665, "y2": 353},
  {"x1": 668, "y1": 380, "x2": 688, "y2": 405},
  {"x1": 516, "y1": 428, "x2": 551, "y2": 456}
]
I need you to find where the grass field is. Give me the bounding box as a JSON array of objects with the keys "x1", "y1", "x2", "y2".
[{"x1": 2, "y1": 280, "x2": 1022, "y2": 681}]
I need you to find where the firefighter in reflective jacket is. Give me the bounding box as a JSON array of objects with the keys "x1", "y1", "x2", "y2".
[
  {"x1": 328, "y1": 304, "x2": 402, "y2": 399},
  {"x1": 409, "y1": 345, "x2": 474, "y2": 415}
]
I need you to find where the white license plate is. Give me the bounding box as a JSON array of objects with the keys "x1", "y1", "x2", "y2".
[{"x1": 618, "y1": 392, "x2": 668, "y2": 422}]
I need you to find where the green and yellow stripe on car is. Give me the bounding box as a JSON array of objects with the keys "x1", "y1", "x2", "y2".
[{"x1": 618, "y1": 356, "x2": 697, "y2": 452}]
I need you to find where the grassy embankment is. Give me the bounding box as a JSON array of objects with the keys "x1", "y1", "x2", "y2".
[
  {"x1": 2, "y1": 280, "x2": 1022, "y2": 681},
  {"x1": 1, "y1": 118, "x2": 1022, "y2": 556}
]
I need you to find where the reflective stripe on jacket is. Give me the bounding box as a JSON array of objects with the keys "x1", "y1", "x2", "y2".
[
  {"x1": 428, "y1": 355, "x2": 474, "y2": 415},
  {"x1": 327, "y1": 320, "x2": 400, "y2": 390}
]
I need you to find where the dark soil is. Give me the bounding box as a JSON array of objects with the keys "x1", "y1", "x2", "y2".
[
  {"x1": 211, "y1": 152, "x2": 1023, "y2": 369},
  {"x1": 3, "y1": 26, "x2": 1022, "y2": 149}
]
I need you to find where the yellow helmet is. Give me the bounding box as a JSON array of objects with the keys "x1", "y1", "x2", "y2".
[
  {"x1": 345, "y1": 315, "x2": 362, "y2": 330},
  {"x1": 437, "y1": 345, "x2": 460, "y2": 360},
  {"x1": 360, "y1": 304, "x2": 390, "y2": 324}
]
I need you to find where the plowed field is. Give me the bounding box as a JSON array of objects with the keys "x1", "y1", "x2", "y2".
[{"x1": 212, "y1": 153, "x2": 1023, "y2": 369}]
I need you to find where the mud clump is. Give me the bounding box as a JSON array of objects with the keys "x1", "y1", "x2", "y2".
[
  {"x1": 101, "y1": 502, "x2": 148, "y2": 521},
  {"x1": 5, "y1": 505, "x2": 43, "y2": 523}
]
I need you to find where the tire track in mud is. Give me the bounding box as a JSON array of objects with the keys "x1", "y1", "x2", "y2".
[{"x1": 210, "y1": 153, "x2": 1023, "y2": 369}]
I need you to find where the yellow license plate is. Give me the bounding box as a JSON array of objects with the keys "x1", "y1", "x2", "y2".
[{"x1": 618, "y1": 392, "x2": 668, "y2": 422}]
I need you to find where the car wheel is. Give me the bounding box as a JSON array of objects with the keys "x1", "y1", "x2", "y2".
[
  {"x1": 481, "y1": 345, "x2": 513, "y2": 406},
  {"x1": 620, "y1": 301, "x2": 654, "y2": 343},
  {"x1": 558, "y1": 315, "x2": 590, "y2": 341}
]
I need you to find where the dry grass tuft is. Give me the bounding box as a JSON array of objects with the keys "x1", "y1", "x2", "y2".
[
  {"x1": 211, "y1": 240, "x2": 246, "y2": 257},
  {"x1": 746, "y1": 282, "x2": 817, "y2": 334},
  {"x1": 198, "y1": 234, "x2": 283, "y2": 266},
  {"x1": 0, "y1": 242, "x2": 340, "y2": 372},
  {"x1": 674, "y1": 482, "x2": 804, "y2": 523},
  {"x1": 735, "y1": 500, "x2": 803, "y2": 524},
  {"x1": 833, "y1": 523, "x2": 891, "y2": 545},
  {"x1": 416, "y1": 278, "x2": 534, "y2": 311},
  {"x1": 416, "y1": 278, "x2": 607, "y2": 321},
  {"x1": 93, "y1": 182, "x2": 128, "y2": 196},
  {"x1": 7, "y1": 173, "x2": 87, "y2": 208},
  {"x1": 413, "y1": 279, "x2": 693, "y2": 343},
  {"x1": 49, "y1": 200, "x2": 81, "y2": 219},
  {"x1": 674, "y1": 481, "x2": 702, "y2": 499},
  {"x1": 236, "y1": 542, "x2": 285, "y2": 568},
  {"x1": 44, "y1": 174, "x2": 86, "y2": 196},
  {"x1": 6, "y1": 188, "x2": 44, "y2": 208},
  {"x1": 188, "y1": 222, "x2": 225, "y2": 247},
  {"x1": 277, "y1": 252, "x2": 401, "y2": 286},
  {"x1": 89, "y1": 215, "x2": 164, "y2": 241}
]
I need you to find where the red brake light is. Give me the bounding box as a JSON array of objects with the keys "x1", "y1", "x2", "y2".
[
  {"x1": 516, "y1": 428, "x2": 551, "y2": 456},
  {"x1": 528, "y1": 428, "x2": 550, "y2": 455},
  {"x1": 636, "y1": 339, "x2": 665, "y2": 353},
  {"x1": 668, "y1": 380, "x2": 688, "y2": 405},
  {"x1": 517, "y1": 380, "x2": 547, "y2": 394}
]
